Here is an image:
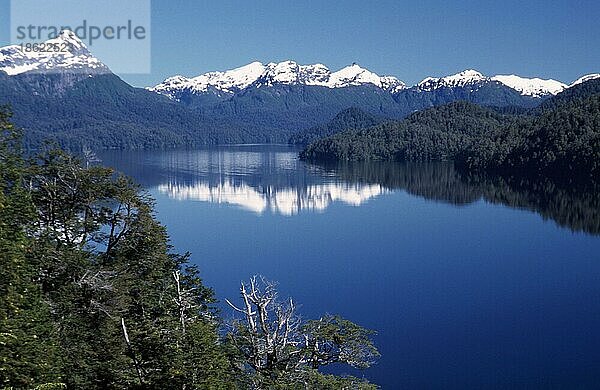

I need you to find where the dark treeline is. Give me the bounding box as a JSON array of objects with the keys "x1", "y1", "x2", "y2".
[
  {"x1": 0, "y1": 108, "x2": 379, "y2": 389},
  {"x1": 288, "y1": 107, "x2": 385, "y2": 146},
  {"x1": 301, "y1": 79, "x2": 600, "y2": 180},
  {"x1": 316, "y1": 161, "x2": 600, "y2": 235}
]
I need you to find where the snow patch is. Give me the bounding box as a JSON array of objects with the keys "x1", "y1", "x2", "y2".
[
  {"x1": 491, "y1": 74, "x2": 566, "y2": 97},
  {"x1": 569, "y1": 73, "x2": 600, "y2": 87}
]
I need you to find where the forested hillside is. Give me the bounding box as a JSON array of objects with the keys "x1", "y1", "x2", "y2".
[
  {"x1": 300, "y1": 102, "x2": 512, "y2": 161},
  {"x1": 0, "y1": 67, "x2": 563, "y2": 151},
  {"x1": 301, "y1": 79, "x2": 600, "y2": 179},
  {"x1": 288, "y1": 107, "x2": 385, "y2": 145}
]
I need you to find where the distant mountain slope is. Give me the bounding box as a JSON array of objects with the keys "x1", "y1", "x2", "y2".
[
  {"x1": 150, "y1": 62, "x2": 410, "y2": 135},
  {"x1": 301, "y1": 78, "x2": 600, "y2": 178},
  {"x1": 0, "y1": 72, "x2": 262, "y2": 149},
  {"x1": 535, "y1": 78, "x2": 600, "y2": 112},
  {"x1": 150, "y1": 67, "x2": 568, "y2": 140},
  {"x1": 391, "y1": 70, "x2": 541, "y2": 111},
  {"x1": 1, "y1": 30, "x2": 597, "y2": 150},
  {"x1": 0, "y1": 31, "x2": 263, "y2": 149},
  {"x1": 288, "y1": 107, "x2": 385, "y2": 145},
  {"x1": 203, "y1": 82, "x2": 407, "y2": 135}
]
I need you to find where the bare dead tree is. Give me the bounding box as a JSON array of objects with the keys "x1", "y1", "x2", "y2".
[
  {"x1": 172, "y1": 270, "x2": 199, "y2": 334},
  {"x1": 226, "y1": 276, "x2": 381, "y2": 386},
  {"x1": 82, "y1": 146, "x2": 101, "y2": 169},
  {"x1": 226, "y1": 276, "x2": 302, "y2": 373},
  {"x1": 121, "y1": 317, "x2": 144, "y2": 386},
  {"x1": 75, "y1": 270, "x2": 117, "y2": 317}
]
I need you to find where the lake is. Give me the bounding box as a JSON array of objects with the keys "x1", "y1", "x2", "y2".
[{"x1": 99, "y1": 145, "x2": 600, "y2": 389}]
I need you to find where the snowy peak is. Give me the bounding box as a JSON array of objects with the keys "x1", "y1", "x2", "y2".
[
  {"x1": 255, "y1": 61, "x2": 305, "y2": 86},
  {"x1": 491, "y1": 75, "x2": 566, "y2": 97},
  {"x1": 569, "y1": 73, "x2": 600, "y2": 87},
  {"x1": 417, "y1": 69, "x2": 487, "y2": 91},
  {"x1": 327, "y1": 63, "x2": 406, "y2": 92},
  {"x1": 150, "y1": 61, "x2": 266, "y2": 97},
  {"x1": 202, "y1": 61, "x2": 266, "y2": 92},
  {"x1": 254, "y1": 61, "x2": 406, "y2": 91},
  {"x1": 150, "y1": 61, "x2": 406, "y2": 99},
  {"x1": 442, "y1": 69, "x2": 486, "y2": 85},
  {"x1": 150, "y1": 62, "x2": 595, "y2": 101},
  {"x1": 380, "y1": 76, "x2": 407, "y2": 94},
  {"x1": 0, "y1": 29, "x2": 110, "y2": 76},
  {"x1": 415, "y1": 70, "x2": 570, "y2": 97}
]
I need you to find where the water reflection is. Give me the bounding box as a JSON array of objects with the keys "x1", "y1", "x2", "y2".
[
  {"x1": 328, "y1": 161, "x2": 600, "y2": 235},
  {"x1": 157, "y1": 180, "x2": 387, "y2": 215},
  {"x1": 99, "y1": 146, "x2": 600, "y2": 234}
]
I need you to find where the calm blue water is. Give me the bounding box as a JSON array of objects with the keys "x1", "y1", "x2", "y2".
[{"x1": 100, "y1": 145, "x2": 600, "y2": 389}]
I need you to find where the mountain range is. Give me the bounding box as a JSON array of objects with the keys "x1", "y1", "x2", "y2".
[
  {"x1": 0, "y1": 30, "x2": 598, "y2": 149},
  {"x1": 150, "y1": 61, "x2": 581, "y2": 100}
]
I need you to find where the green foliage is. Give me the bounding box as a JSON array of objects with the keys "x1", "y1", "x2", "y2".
[
  {"x1": 252, "y1": 369, "x2": 378, "y2": 390},
  {"x1": 302, "y1": 315, "x2": 380, "y2": 370},
  {"x1": 301, "y1": 101, "x2": 510, "y2": 161},
  {"x1": 0, "y1": 107, "x2": 63, "y2": 388},
  {"x1": 0, "y1": 106, "x2": 235, "y2": 389}
]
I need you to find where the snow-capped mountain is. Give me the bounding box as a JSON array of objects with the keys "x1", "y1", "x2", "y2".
[
  {"x1": 569, "y1": 73, "x2": 600, "y2": 87},
  {"x1": 150, "y1": 61, "x2": 265, "y2": 98},
  {"x1": 149, "y1": 61, "x2": 406, "y2": 100},
  {"x1": 416, "y1": 70, "x2": 488, "y2": 91},
  {"x1": 415, "y1": 70, "x2": 566, "y2": 98},
  {"x1": 0, "y1": 32, "x2": 594, "y2": 101},
  {"x1": 0, "y1": 30, "x2": 110, "y2": 76},
  {"x1": 151, "y1": 60, "x2": 600, "y2": 104},
  {"x1": 1, "y1": 32, "x2": 598, "y2": 151},
  {"x1": 491, "y1": 75, "x2": 566, "y2": 97}
]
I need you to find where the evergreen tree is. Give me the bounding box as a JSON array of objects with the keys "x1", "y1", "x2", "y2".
[{"x1": 0, "y1": 107, "x2": 63, "y2": 388}]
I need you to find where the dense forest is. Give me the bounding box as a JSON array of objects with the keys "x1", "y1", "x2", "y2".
[
  {"x1": 0, "y1": 107, "x2": 380, "y2": 389},
  {"x1": 301, "y1": 79, "x2": 600, "y2": 180},
  {"x1": 288, "y1": 107, "x2": 385, "y2": 145}
]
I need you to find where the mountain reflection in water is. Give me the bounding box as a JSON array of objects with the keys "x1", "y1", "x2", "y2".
[
  {"x1": 157, "y1": 181, "x2": 387, "y2": 215},
  {"x1": 98, "y1": 146, "x2": 600, "y2": 235}
]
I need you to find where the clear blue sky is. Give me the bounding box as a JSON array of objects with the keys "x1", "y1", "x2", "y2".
[{"x1": 1, "y1": 0, "x2": 599, "y2": 87}]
